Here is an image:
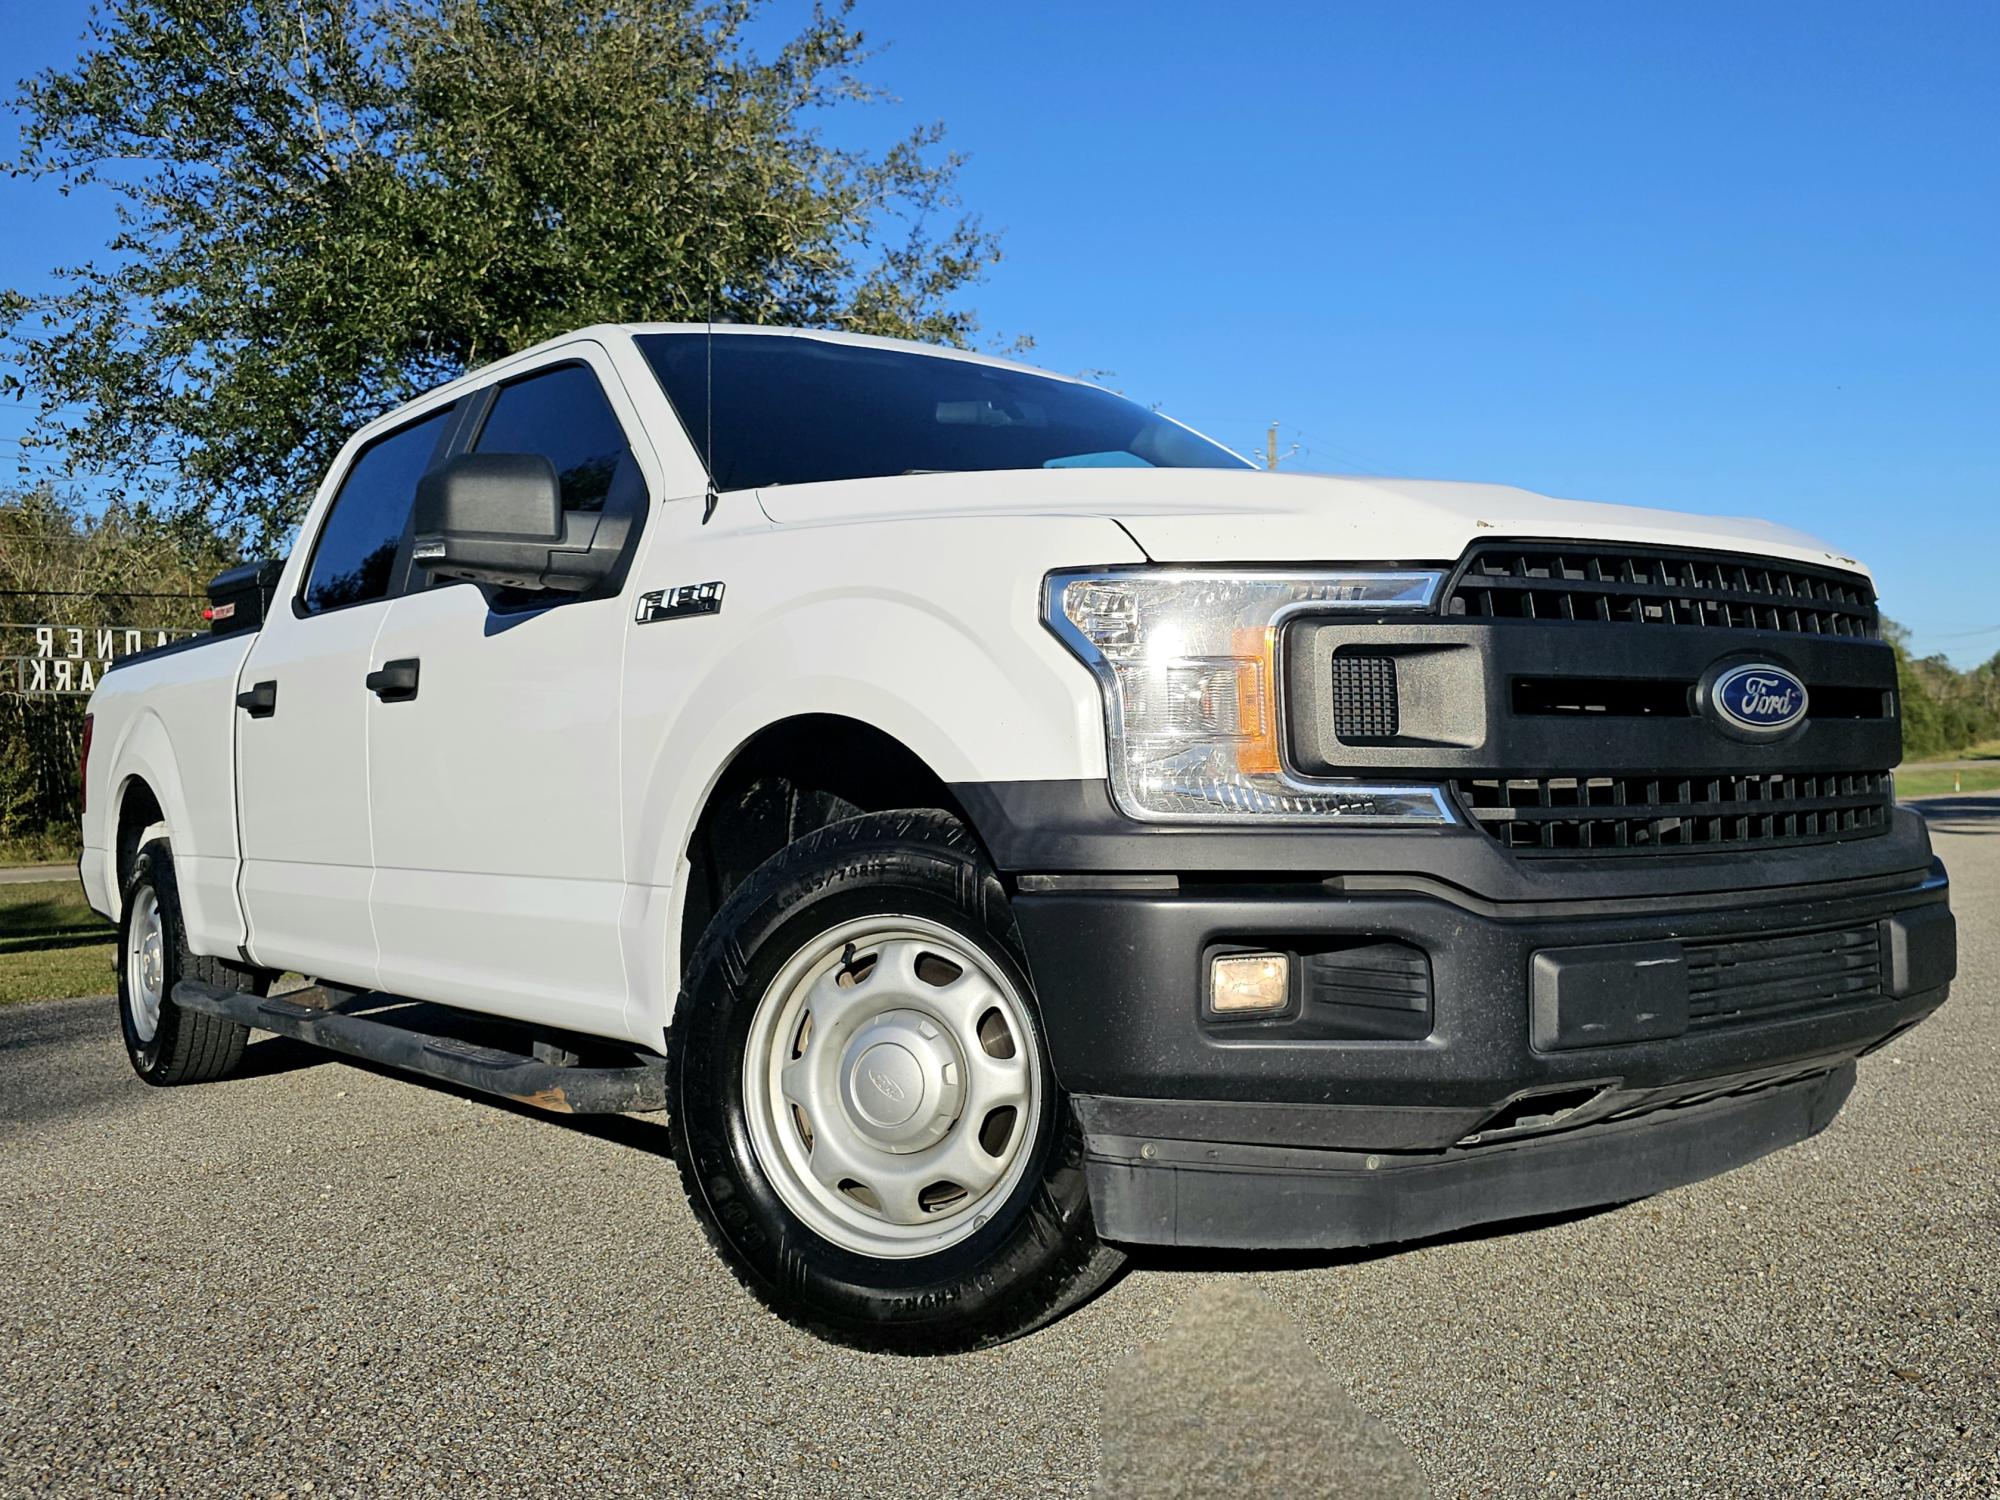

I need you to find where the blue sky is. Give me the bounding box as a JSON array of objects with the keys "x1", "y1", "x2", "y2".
[{"x1": 3, "y1": 1, "x2": 1996, "y2": 663}]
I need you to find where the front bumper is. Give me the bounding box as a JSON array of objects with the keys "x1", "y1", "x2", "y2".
[
  {"x1": 1087, "y1": 1064, "x2": 1858, "y2": 1250},
  {"x1": 977, "y1": 788, "x2": 1955, "y2": 1249}
]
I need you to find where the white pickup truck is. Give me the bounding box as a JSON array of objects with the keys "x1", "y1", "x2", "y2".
[{"x1": 81, "y1": 325, "x2": 1955, "y2": 1350}]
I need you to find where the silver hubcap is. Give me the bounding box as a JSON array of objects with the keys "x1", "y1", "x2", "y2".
[
  {"x1": 742, "y1": 915, "x2": 1043, "y2": 1258},
  {"x1": 125, "y1": 887, "x2": 165, "y2": 1045}
]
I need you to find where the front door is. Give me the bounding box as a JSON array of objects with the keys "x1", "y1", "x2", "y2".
[
  {"x1": 237, "y1": 404, "x2": 456, "y2": 985},
  {"x1": 366, "y1": 352, "x2": 651, "y2": 1038}
]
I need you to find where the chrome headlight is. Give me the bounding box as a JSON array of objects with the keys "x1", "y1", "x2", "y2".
[{"x1": 1043, "y1": 568, "x2": 1452, "y2": 824}]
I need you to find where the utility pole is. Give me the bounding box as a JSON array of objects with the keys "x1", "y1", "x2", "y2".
[{"x1": 1264, "y1": 421, "x2": 1298, "y2": 470}]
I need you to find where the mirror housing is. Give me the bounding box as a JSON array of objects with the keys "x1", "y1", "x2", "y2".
[{"x1": 411, "y1": 453, "x2": 626, "y2": 593}]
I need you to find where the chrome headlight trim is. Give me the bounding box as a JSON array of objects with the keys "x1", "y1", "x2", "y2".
[{"x1": 1042, "y1": 567, "x2": 1456, "y2": 825}]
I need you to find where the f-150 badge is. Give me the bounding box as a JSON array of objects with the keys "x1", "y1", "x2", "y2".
[{"x1": 636, "y1": 581, "x2": 725, "y2": 623}]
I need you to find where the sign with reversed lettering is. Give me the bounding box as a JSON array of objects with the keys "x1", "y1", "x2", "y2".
[{"x1": 3, "y1": 623, "x2": 199, "y2": 696}]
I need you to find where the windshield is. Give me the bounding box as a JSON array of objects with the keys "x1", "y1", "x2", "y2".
[{"x1": 636, "y1": 332, "x2": 1249, "y2": 491}]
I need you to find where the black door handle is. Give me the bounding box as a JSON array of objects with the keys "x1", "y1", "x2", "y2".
[
  {"x1": 235, "y1": 679, "x2": 277, "y2": 718},
  {"x1": 366, "y1": 658, "x2": 421, "y2": 702}
]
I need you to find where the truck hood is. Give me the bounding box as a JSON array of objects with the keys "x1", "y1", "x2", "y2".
[{"x1": 754, "y1": 469, "x2": 1869, "y2": 579}]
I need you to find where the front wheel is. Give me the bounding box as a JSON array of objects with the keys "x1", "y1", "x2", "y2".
[
  {"x1": 118, "y1": 838, "x2": 261, "y2": 1085},
  {"x1": 669, "y1": 810, "x2": 1123, "y2": 1352}
]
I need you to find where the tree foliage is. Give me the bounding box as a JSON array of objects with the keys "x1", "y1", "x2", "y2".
[
  {"x1": 1885, "y1": 620, "x2": 2000, "y2": 761},
  {"x1": 3, "y1": 0, "x2": 1004, "y2": 544},
  {"x1": 0, "y1": 484, "x2": 223, "y2": 850},
  {"x1": 0, "y1": 483, "x2": 221, "y2": 631}
]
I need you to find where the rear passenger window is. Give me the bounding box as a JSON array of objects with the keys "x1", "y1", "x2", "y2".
[
  {"x1": 472, "y1": 364, "x2": 631, "y2": 512},
  {"x1": 302, "y1": 407, "x2": 453, "y2": 614}
]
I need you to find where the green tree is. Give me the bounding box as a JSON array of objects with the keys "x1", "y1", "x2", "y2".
[
  {"x1": 0, "y1": 484, "x2": 219, "y2": 851},
  {"x1": 0, "y1": 484, "x2": 220, "y2": 631},
  {"x1": 1883, "y1": 619, "x2": 2000, "y2": 761},
  {"x1": 3, "y1": 0, "x2": 1004, "y2": 546}
]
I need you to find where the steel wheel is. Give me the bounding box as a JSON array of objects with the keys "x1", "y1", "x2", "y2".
[
  {"x1": 124, "y1": 885, "x2": 165, "y2": 1045},
  {"x1": 673, "y1": 810, "x2": 1124, "y2": 1349},
  {"x1": 742, "y1": 913, "x2": 1044, "y2": 1259}
]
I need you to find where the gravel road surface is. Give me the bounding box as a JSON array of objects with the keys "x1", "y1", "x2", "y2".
[{"x1": 3, "y1": 802, "x2": 1995, "y2": 1498}]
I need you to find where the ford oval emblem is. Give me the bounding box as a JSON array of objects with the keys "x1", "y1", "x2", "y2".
[{"x1": 1701, "y1": 661, "x2": 1810, "y2": 740}]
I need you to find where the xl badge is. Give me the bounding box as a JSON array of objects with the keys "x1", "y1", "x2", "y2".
[
  {"x1": 636, "y1": 581, "x2": 725, "y2": 624},
  {"x1": 1699, "y1": 660, "x2": 1809, "y2": 740}
]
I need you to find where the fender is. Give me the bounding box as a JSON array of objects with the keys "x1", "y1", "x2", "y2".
[
  {"x1": 102, "y1": 710, "x2": 243, "y2": 952},
  {"x1": 618, "y1": 517, "x2": 1140, "y2": 1034}
]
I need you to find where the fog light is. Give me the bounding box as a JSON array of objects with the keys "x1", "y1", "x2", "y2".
[{"x1": 1210, "y1": 952, "x2": 1291, "y2": 1014}]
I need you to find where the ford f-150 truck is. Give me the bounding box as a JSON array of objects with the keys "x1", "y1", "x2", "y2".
[{"x1": 80, "y1": 325, "x2": 1956, "y2": 1351}]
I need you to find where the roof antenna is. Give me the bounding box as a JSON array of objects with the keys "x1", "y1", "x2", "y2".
[{"x1": 701, "y1": 233, "x2": 719, "y2": 524}]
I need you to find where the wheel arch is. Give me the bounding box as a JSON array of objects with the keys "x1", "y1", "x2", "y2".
[
  {"x1": 115, "y1": 776, "x2": 168, "y2": 889},
  {"x1": 669, "y1": 713, "x2": 984, "y2": 976},
  {"x1": 99, "y1": 711, "x2": 193, "y2": 922}
]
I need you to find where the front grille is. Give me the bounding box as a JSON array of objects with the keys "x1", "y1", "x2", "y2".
[
  {"x1": 1454, "y1": 770, "x2": 1893, "y2": 854},
  {"x1": 1686, "y1": 921, "x2": 1885, "y2": 1026},
  {"x1": 1447, "y1": 543, "x2": 1878, "y2": 638}
]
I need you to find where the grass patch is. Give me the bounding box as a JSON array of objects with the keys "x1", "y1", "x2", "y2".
[
  {"x1": 0, "y1": 878, "x2": 115, "y2": 1006},
  {"x1": 1896, "y1": 767, "x2": 2000, "y2": 800},
  {"x1": 0, "y1": 829, "x2": 82, "y2": 865}
]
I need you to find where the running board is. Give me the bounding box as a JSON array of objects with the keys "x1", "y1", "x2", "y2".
[{"x1": 172, "y1": 980, "x2": 666, "y2": 1115}]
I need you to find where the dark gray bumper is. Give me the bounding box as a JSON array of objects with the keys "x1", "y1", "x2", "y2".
[
  {"x1": 1085, "y1": 1063, "x2": 1856, "y2": 1250},
  {"x1": 1010, "y1": 862, "x2": 1951, "y2": 1130},
  {"x1": 958, "y1": 771, "x2": 1955, "y2": 1250}
]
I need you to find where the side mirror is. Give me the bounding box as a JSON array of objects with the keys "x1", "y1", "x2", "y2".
[{"x1": 411, "y1": 453, "x2": 624, "y2": 593}]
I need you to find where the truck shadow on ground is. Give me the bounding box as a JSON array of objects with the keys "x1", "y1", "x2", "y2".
[
  {"x1": 1122, "y1": 1203, "x2": 1622, "y2": 1278},
  {"x1": 235, "y1": 1014, "x2": 675, "y2": 1159},
  {"x1": 236, "y1": 1015, "x2": 1613, "y2": 1289},
  {"x1": 1907, "y1": 796, "x2": 2000, "y2": 836}
]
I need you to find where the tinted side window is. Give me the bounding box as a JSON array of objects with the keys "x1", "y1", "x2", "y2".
[
  {"x1": 473, "y1": 364, "x2": 631, "y2": 512},
  {"x1": 303, "y1": 408, "x2": 453, "y2": 614}
]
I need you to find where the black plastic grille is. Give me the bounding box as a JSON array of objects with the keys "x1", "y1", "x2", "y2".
[
  {"x1": 1330, "y1": 654, "x2": 1399, "y2": 741},
  {"x1": 1303, "y1": 942, "x2": 1433, "y2": 1041},
  {"x1": 1685, "y1": 921, "x2": 1885, "y2": 1027},
  {"x1": 1447, "y1": 543, "x2": 1878, "y2": 638},
  {"x1": 1454, "y1": 770, "x2": 1893, "y2": 854}
]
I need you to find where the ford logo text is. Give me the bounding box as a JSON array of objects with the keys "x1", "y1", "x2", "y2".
[{"x1": 1702, "y1": 661, "x2": 1810, "y2": 740}]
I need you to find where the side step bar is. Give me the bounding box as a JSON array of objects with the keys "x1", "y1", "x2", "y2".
[{"x1": 173, "y1": 981, "x2": 666, "y2": 1115}]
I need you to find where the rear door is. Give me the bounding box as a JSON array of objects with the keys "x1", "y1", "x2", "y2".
[
  {"x1": 236, "y1": 405, "x2": 455, "y2": 985},
  {"x1": 365, "y1": 349, "x2": 652, "y2": 1037}
]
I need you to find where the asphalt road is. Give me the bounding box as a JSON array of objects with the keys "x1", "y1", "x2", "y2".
[
  {"x1": 0, "y1": 863, "x2": 76, "y2": 886},
  {"x1": 3, "y1": 802, "x2": 1996, "y2": 1498}
]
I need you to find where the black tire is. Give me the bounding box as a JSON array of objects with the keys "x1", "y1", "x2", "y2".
[
  {"x1": 669, "y1": 809, "x2": 1124, "y2": 1352},
  {"x1": 117, "y1": 838, "x2": 261, "y2": 1086}
]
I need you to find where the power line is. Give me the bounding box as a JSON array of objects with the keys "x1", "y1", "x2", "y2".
[
  {"x1": 0, "y1": 534, "x2": 172, "y2": 546},
  {"x1": 4, "y1": 459, "x2": 183, "y2": 477},
  {"x1": 1282, "y1": 426, "x2": 1404, "y2": 476},
  {"x1": 1179, "y1": 413, "x2": 1405, "y2": 475},
  {"x1": 0, "y1": 592, "x2": 205, "y2": 604}
]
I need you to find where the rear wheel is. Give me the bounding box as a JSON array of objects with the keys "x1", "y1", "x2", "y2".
[
  {"x1": 118, "y1": 838, "x2": 261, "y2": 1085},
  {"x1": 670, "y1": 810, "x2": 1123, "y2": 1352}
]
